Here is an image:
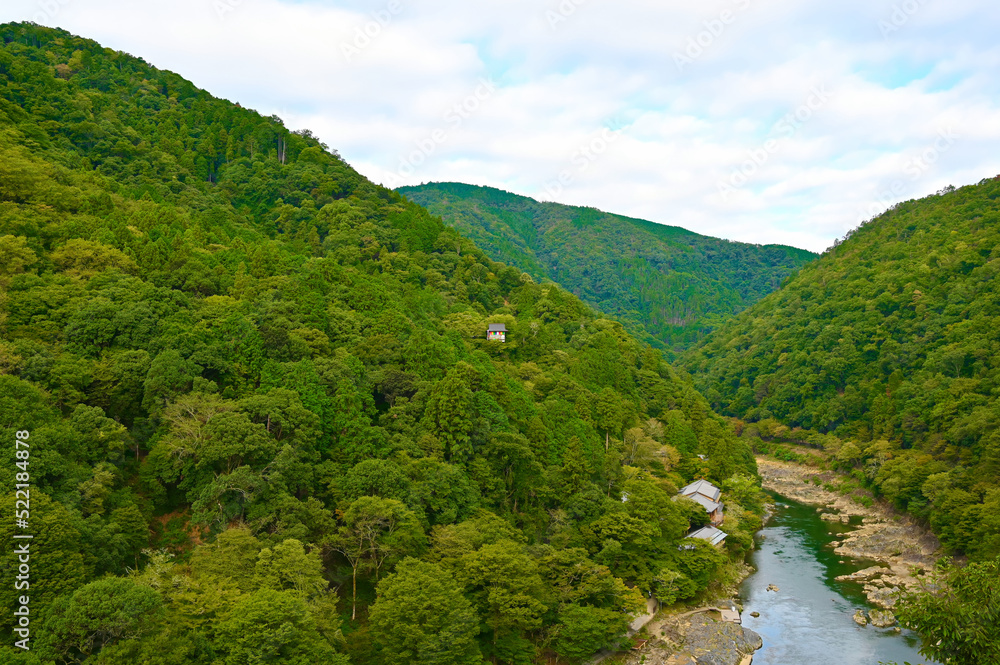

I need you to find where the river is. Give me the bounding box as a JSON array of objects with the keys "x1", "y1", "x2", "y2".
[{"x1": 738, "y1": 494, "x2": 938, "y2": 665}]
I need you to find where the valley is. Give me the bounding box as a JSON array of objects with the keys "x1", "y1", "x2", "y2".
[{"x1": 0, "y1": 19, "x2": 998, "y2": 665}]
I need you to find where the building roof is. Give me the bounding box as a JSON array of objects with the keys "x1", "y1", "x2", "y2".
[
  {"x1": 686, "y1": 526, "x2": 728, "y2": 546},
  {"x1": 683, "y1": 493, "x2": 722, "y2": 514},
  {"x1": 488, "y1": 323, "x2": 507, "y2": 332},
  {"x1": 680, "y1": 479, "x2": 721, "y2": 502}
]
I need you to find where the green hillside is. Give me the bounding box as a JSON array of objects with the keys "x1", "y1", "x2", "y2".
[
  {"x1": 398, "y1": 182, "x2": 817, "y2": 352},
  {"x1": 680, "y1": 180, "x2": 1000, "y2": 559},
  {"x1": 0, "y1": 23, "x2": 761, "y2": 665}
]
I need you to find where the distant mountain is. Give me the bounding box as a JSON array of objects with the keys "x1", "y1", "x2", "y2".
[
  {"x1": 679, "y1": 178, "x2": 1000, "y2": 559},
  {"x1": 398, "y1": 182, "x2": 817, "y2": 351}
]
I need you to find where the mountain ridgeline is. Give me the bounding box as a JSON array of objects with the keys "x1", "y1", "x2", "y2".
[
  {"x1": 398, "y1": 182, "x2": 817, "y2": 352},
  {"x1": 680, "y1": 178, "x2": 1000, "y2": 561},
  {"x1": 0, "y1": 23, "x2": 762, "y2": 665}
]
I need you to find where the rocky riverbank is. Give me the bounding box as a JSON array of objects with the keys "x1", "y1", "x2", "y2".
[
  {"x1": 756, "y1": 457, "x2": 941, "y2": 615},
  {"x1": 615, "y1": 611, "x2": 761, "y2": 665},
  {"x1": 588, "y1": 564, "x2": 759, "y2": 665},
  {"x1": 595, "y1": 454, "x2": 940, "y2": 665}
]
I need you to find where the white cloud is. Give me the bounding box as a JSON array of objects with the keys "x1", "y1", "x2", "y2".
[{"x1": 3, "y1": 0, "x2": 1000, "y2": 252}]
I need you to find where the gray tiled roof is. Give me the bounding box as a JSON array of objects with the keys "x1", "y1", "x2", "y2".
[
  {"x1": 686, "y1": 526, "x2": 728, "y2": 546},
  {"x1": 680, "y1": 479, "x2": 721, "y2": 502},
  {"x1": 684, "y1": 493, "x2": 722, "y2": 513}
]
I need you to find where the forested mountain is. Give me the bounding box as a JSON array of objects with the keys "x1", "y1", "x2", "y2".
[
  {"x1": 0, "y1": 23, "x2": 762, "y2": 665},
  {"x1": 398, "y1": 182, "x2": 817, "y2": 352},
  {"x1": 680, "y1": 180, "x2": 1000, "y2": 560}
]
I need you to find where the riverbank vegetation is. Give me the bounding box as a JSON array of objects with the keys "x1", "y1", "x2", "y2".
[
  {"x1": 894, "y1": 556, "x2": 1000, "y2": 665},
  {"x1": 0, "y1": 23, "x2": 764, "y2": 665},
  {"x1": 877, "y1": 554, "x2": 1000, "y2": 665}
]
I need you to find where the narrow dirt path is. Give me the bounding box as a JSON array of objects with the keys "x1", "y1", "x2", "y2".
[{"x1": 628, "y1": 596, "x2": 659, "y2": 633}]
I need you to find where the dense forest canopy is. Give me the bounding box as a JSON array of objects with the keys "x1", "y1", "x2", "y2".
[
  {"x1": 680, "y1": 179, "x2": 1000, "y2": 560},
  {"x1": 0, "y1": 23, "x2": 762, "y2": 665},
  {"x1": 398, "y1": 182, "x2": 817, "y2": 353}
]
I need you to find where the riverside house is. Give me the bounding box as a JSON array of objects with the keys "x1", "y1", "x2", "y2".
[
  {"x1": 679, "y1": 479, "x2": 725, "y2": 526},
  {"x1": 685, "y1": 525, "x2": 728, "y2": 547}
]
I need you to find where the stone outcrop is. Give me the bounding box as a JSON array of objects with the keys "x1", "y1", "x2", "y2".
[
  {"x1": 864, "y1": 585, "x2": 901, "y2": 609},
  {"x1": 683, "y1": 616, "x2": 763, "y2": 665},
  {"x1": 852, "y1": 609, "x2": 868, "y2": 626},
  {"x1": 617, "y1": 614, "x2": 762, "y2": 665},
  {"x1": 868, "y1": 609, "x2": 897, "y2": 628},
  {"x1": 834, "y1": 521, "x2": 932, "y2": 566},
  {"x1": 835, "y1": 566, "x2": 889, "y2": 582},
  {"x1": 835, "y1": 567, "x2": 904, "y2": 608}
]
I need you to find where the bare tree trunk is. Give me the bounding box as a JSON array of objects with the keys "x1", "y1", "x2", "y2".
[{"x1": 352, "y1": 565, "x2": 357, "y2": 621}]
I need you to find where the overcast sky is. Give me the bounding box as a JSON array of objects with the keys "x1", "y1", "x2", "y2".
[{"x1": 4, "y1": 0, "x2": 1000, "y2": 251}]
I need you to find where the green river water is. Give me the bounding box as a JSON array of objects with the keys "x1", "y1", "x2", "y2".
[{"x1": 738, "y1": 494, "x2": 939, "y2": 665}]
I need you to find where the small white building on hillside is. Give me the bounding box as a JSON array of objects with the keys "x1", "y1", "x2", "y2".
[{"x1": 487, "y1": 323, "x2": 507, "y2": 342}]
